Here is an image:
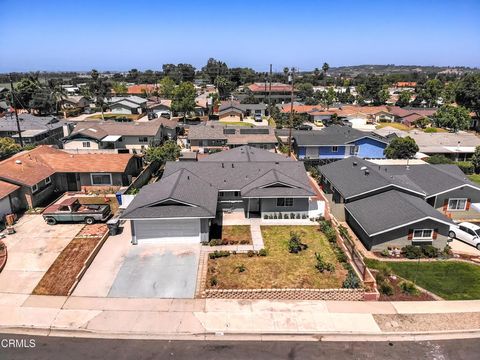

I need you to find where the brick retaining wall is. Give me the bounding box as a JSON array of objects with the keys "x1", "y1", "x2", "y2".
[{"x1": 204, "y1": 288, "x2": 366, "y2": 301}]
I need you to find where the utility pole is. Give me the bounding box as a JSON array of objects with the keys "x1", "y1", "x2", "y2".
[
  {"x1": 9, "y1": 74, "x2": 24, "y2": 147},
  {"x1": 288, "y1": 67, "x2": 295, "y2": 157},
  {"x1": 268, "y1": 64, "x2": 272, "y2": 115}
]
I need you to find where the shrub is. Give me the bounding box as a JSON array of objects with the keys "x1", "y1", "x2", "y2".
[
  {"x1": 236, "y1": 264, "x2": 246, "y2": 273},
  {"x1": 247, "y1": 250, "x2": 255, "y2": 257},
  {"x1": 209, "y1": 250, "x2": 231, "y2": 259},
  {"x1": 457, "y1": 161, "x2": 474, "y2": 175},
  {"x1": 284, "y1": 214, "x2": 289, "y2": 219},
  {"x1": 421, "y1": 245, "x2": 439, "y2": 258},
  {"x1": 335, "y1": 249, "x2": 348, "y2": 263},
  {"x1": 209, "y1": 239, "x2": 219, "y2": 246},
  {"x1": 314, "y1": 252, "x2": 335, "y2": 273},
  {"x1": 381, "y1": 249, "x2": 390, "y2": 257},
  {"x1": 288, "y1": 231, "x2": 307, "y2": 253},
  {"x1": 338, "y1": 225, "x2": 350, "y2": 239},
  {"x1": 342, "y1": 269, "x2": 361, "y2": 289},
  {"x1": 399, "y1": 281, "x2": 419, "y2": 296},
  {"x1": 239, "y1": 239, "x2": 249, "y2": 245},
  {"x1": 210, "y1": 277, "x2": 218, "y2": 286},
  {"x1": 263, "y1": 215, "x2": 268, "y2": 219},
  {"x1": 402, "y1": 245, "x2": 423, "y2": 259},
  {"x1": 278, "y1": 213, "x2": 283, "y2": 219},
  {"x1": 258, "y1": 248, "x2": 267, "y2": 256},
  {"x1": 442, "y1": 245, "x2": 452, "y2": 257},
  {"x1": 379, "y1": 282, "x2": 394, "y2": 296},
  {"x1": 424, "y1": 127, "x2": 438, "y2": 133},
  {"x1": 425, "y1": 154, "x2": 454, "y2": 164}
]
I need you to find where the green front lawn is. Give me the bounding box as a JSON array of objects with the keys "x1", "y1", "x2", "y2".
[
  {"x1": 207, "y1": 226, "x2": 346, "y2": 289},
  {"x1": 366, "y1": 259, "x2": 480, "y2": 300},
  {"x1": 219, "y1": 121, "x2": 253, "y2": 127},
  {"x1": 468, "y1": 174, "x2": 480, "y2": 185}
]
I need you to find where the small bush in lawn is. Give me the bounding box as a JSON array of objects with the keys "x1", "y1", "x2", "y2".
[
  {"x1": 342, "y1": 269, "x2": 361, "y2": 289},
  {"x1": 377, "y1": 262, "x2": 392, "y2": 278},
  {"x1": 379, "y1": 282, "x2": 393, "y2": 296},
  {"x1": 210, "y1": 277, "x2": 218, "y2": 286},
  {"x1": 402, "y1": 245, "x2": 423, "y2": 259},
  {"x1": 236, "y1": 264, "x2": 246, "y2": 273},
  {"x1": 334, "y1": 246, "x2": 348, "y2": 263},
  {"x1": 319, "y1": 220, "x2": 331, "y2": 233},
  {"x1": 258, "y1": 248, "x2": 267, "y2": 256},
  {"x1": 325, "y1": 228, "x2": 337, "y2": 243},
  {"x1": 288, "y1": 231, "x2": 307, "y2": 253},
  {"x1": 247, "y1": 250, "x2": 255, "y2": 257},
  {"x1": 399, "y1": 281, "x2": 419, "y2": 296},
  {"x1": 209, "y1": 250, "x2": 231, "y2": 259},
  {"x1": 421, "y1": 245, "x2": 439, "y2": 258},
  {"x1": 209, "y1": 239, "x2": 219, "y2": 246},
  {"x1": 315, "y1": 252, "x2": 335, "y2": 273}
]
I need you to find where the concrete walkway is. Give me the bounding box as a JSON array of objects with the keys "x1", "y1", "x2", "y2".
[{"x1": 1, "y1": 294, "x2": 480, "y2": 339}]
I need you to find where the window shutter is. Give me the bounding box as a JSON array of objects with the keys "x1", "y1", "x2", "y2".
[
  {"x1": 466, "y1": 199, "x2": 471, "y2": 210},
  {"x1": 433, "y1": 228, "x2": 438, "y2": 240},
  {"x1": 443, "y1": 199, "x2": 449, "y2": 211},
  {"x1": 407, "y1": 229, "x2": 413, "y2": 240}
]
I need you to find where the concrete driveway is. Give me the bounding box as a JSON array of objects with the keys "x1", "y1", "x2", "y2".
[
  {"x1": 450, "y1": 238, "x2": 480, "y2": 256},
  {"x1": 0, "y1": 215, "x2": 83, "y2": 294},
  {"x1": 108, "y1": 243, "x2": 200, "y2": 299}
]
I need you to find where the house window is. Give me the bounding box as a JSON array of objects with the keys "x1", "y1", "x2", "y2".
[
  {"x1": 277, "y1": 198, "x2": 294, "y2": 207},
  {"x1": 234, "y1": 191, "x2": 240, "y2": 197},
  {"x1": 138, "y1": 137, "x2": 148, "y2": 143},
  {"x1": 332, "y1": 146, "x2": 338, "y2": 152},
  {"x1": 90, "y1": 173, "x2": 112, "y2": 185},
  {"x1": 31, "y1": 184, "x2": 39, "y2": 193},
  {"x1": 82, "y1": 142, "x2": 90, "y2": 148},
  {"x1": 412, "y1": 229, "x2": 433, "y2": 240},
  {"x1": 448, "y1": 198, "x2": 467, "y2": 211},
  {"x1": 45, "y1": 176, "x2": 52, "y2": 185}
]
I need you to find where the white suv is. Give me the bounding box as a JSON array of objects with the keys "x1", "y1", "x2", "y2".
[{"x1": 449, "y1": 222, "x2": 480, "y2": 250}]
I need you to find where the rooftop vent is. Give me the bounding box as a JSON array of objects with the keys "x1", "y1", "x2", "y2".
[
  {"x1": 360, "y1": 166, "x2": 367, "y2": 171},
  {"x1": 231, "y1": 163, "x2": 234, "y2": 168},
  {"x1": 275, "y1": 161, "x2": 279, "y2": 165},
  {"x1": 364, "y1": 169, "x2": 370, "y2": 176},
  {"x1": 352, "y1": 161, "x2": 358, "y2": 166},
  {"x1": 15, "y1": 160, "x2": 22, "y2": 165},
  {"x1": 221, "y1": 163, "x2": 224, "y2": 168}
]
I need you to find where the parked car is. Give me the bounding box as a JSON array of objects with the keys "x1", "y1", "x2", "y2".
[
  {"x1": 449, "y1": 222, "x2": 480, "y2": 250},
  {"x1": 254, "y1": 113, "x2": 262, "y2": 122},
  {"x1": 43, "y1": 198, "x2": 111, "y2": 225},
  {"x1": 296, "y1": 124, "x2": 313, "y2": 131}
]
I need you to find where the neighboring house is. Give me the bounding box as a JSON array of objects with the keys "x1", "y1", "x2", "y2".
[
  {"x1": 188, "y1": 124, "x2": 278, "y2": 153},
  {"x1": 388, "y1": 106, "x2": 436, "y2": 126},
  {"x1": 244, "y1": 83, "x2": 295, "y2": 103},
  {"x1": 147, "y1": 98, "x2": 172, "y2": 118},
  {"x1": 218, "y1": 101, "x2": 268, "y2": 121},
  {"x1": 319, "y1": 157, "x2": 480, "y2": 250},
  {"x1": 287, "y1": 125, "x2": 389, "y2": 161},
  {"x1": 127, "y1": 84, "x2": 159, "y2": 95},
  {"x1": 108, "y1": 96, "x2": 148, "y2": 115},
  {"x1": 0, "y1": 146, "x2": 142, "y2": 209},
  {"x1": 121, "y1": 146, "x2": 316, "y2": 244},
  {"x1": 63, "y1": 118, "x2": 177, "y2": 152},
  {"x1": 0, "y1": 180, "x2": 21, "y2": 221},
  {"x1": 60, "y1": 96, "x2": 90, "y2": 110},
  {"x1": 373, "y1": 128, "x2": 480, "y2": 161},
  {"x1": 0, "y1": 113, "x2": 70, "y2": 146}
]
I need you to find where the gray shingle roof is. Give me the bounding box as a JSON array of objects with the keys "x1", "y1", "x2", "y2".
[
  {"x1": 345, "y1": 190, "x2": 453, "y2": 236},
  {"x1": 319, "y1": 156, "x2": 479, "y2": 199},
  {"x1": 121, "y1": 168, "x2": 218, "y2": 219},
  {"x1": 200, "y1": 146, "x2": 290, "y2": 162},
  {"x1": 188, "y1": 124, "x2": 277, "y2": 145},
  {"x1": 0, "y1": 113, "x2": 65, "y2": 133},
  {"x1": 292, "y1": 125, "x2": 389, "y2": 146}
]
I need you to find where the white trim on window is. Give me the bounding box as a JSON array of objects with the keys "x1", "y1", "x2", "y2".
[
  {"x1": 276, "y1": 198, "x2": 294, "y2": 207},
  {"x1": 45, "y1": 176, "x2": 52, "y2": 185},
  {"x1": 90, "y1": 173, "x2": 113, "y2": 186},
  {"x1": 82, "y1": 141, "x2": 91, "y2": 148},
  {"x1": 31, "y1": 184, "x2": 39, "y2": 193},
  {"x1": 412, "y1": 229, "x2": 434, "y2": 240},
  {"x1": 447, "y1": 198, "x2": 467, "y2": 211},
  {"x1": 331, "y1": 146, "x2": 338, "y2": 153}
]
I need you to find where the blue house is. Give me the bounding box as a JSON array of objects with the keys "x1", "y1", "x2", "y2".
[{"x1": 292, "y1": 125, "x2": 389, "y2": 161}]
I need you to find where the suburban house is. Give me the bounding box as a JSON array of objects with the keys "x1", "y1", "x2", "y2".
[
  {"x1": 0, "y1": 180, "x2": 21, "y2": 221},
  {"x1": 63, "y1": 118, "x2": 178, "y2": 153},
  {"x1": 388, "y1": 106, "x2": 437, "y2": 126},
  {"x1": 374, "y1": 128, "x2": 480, "y2": 161},
  {"x1": 108, "y1": 96, "x2": 148, "y2": 115},
  {"x1": 121, "y1": 146, "x2": 317, "y2": 244},
  {"x1": 60, "y1": 96, "x2": 90, "y2": 110},
  {"x1": 218, "y1": 101, "x2": 268, "y2": 121},
  {"x1": 287, "y1": 125, "x2": 389, "y2": 161},
  {"x1": 243, "y1": 83, "x2": 295, "y2": 103},
  {"x1": 127, "y1": 84, "x2": 159, "y2": 95},
  {"x1": 0, "y1": 146, "x2": 142, "y2": 209},
  {"x1": 147, "y1": 98, "x2": 172, "y2": 118},
  {"x1": 0, "y1": 113, "x2": 71, "y2": 146},
  {"x1": 319, "y1": 157, "x2": 480, "y2": 250},
  {"x1": 188, "y1": 124, "x2": 278, "y2": 153}
]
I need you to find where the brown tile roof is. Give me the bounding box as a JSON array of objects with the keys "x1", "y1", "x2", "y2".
[
  {"x1": 0, "y1": 180, "x2": 20, "y2": 199},
  {"x1": 127, "y1": 84, "x2": 159, "y2": 95},
  {"x1": 248, "y1": 83, "x2": 293, "y2": 93},
  {"x1": 395, "y1": 82, "x2": 417, "y2": 87},
  {"x1": 282, "y1": 105, "x2": 391, "y2": 117},
  {"x1": 0, "y1": 146, "x2": 135, "y2": 187}
]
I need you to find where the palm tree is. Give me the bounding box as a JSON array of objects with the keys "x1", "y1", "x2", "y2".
[
  {"x1": 89, "y1": 70, "x2": 112, "y2": 121},
  {"x1": 283, "y1": 67, "x2": 290, "y2": 83},
  {"x1": 47, "y1": 79, "x2": 67, "y2": 115}
]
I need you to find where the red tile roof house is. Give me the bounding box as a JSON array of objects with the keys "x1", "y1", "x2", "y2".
[
  {"x1": 388, "y1": 106, "x2": 437, "y2": 126},
  {"x1": 0, "y1": 146, "x2": 142, "y2": 209}
]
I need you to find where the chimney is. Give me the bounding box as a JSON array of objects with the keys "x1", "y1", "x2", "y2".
[{"x1": 187, "y1": 175, "x2": 190, "y2": 180}]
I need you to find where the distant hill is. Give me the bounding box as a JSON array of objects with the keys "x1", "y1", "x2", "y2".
[{"x1": 325, "y1": 65, "x2": 480, "y2": 76}]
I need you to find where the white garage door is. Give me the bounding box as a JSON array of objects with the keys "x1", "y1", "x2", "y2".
[{"x1": 134, "y1": 219, "x2": 201, "y2": 243}]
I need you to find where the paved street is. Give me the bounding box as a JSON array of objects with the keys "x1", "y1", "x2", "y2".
[{"x1": 1, "y1": 335, "x2": 479, "y2": 359}]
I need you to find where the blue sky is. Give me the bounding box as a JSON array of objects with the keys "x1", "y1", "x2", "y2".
[{"x1": 1, "y1": 0, "x2": 479, "y2": 72}]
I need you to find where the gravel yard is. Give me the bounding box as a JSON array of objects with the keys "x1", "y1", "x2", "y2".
[{"x1": 374, "y1": 312, "x2": 480, "y2": 332}]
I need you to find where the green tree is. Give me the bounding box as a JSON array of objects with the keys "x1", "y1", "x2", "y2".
[
  {"x1": 0, "y1": 137, "x2": 21, "y2": 159},
  {"x1": 322, "y1": 62, "x2": 330, "y2": 75},
  {"x1": 171, "y1": 82, "x2": 196, "y2": 121},
  {"x1": 159, "y1": 76, "x2": 176, "y2": 99},
  {"x1": 442, "y1": 81, "x2": 457, "y2": 104},
  {"x1": 384, "y1": 136, "x2": 419, "y2": 159},
  {"x1": 412, "y1": 116, "x2": 431, "y2": 129},
  {"x1": 11, "y1": 74, "x2": 42, "y2": 112},
  {"x1": 283, "y1": 67, "x2": 290, "y2": 83},
  {"x1": 29, "y1": 87, "x2": 56, "y2": 115},
  {"x1": 415, "y1": 79, "x2": 443, "y2": 107},
  {"x1": 89, "y1": 69, "x2": 112, "y2": 120},
  {"x1": 214, "y1": 75, "x2": 235, "y2": 99},
  {"x1": 455, "y1": 74, "x2": 480, "y2": 119},
  {"x1": 433, "y1": 105, "x2": 471, "y2": 132},
  {"x1": 396, "y1": 91, "x2": 412, "y2": 107},
  {"x1": 145, "y1": 140, "x2": 180, "y2": 163},
  {"x1": 47, "y1": 79, "x2": 67, "y2": 114},
  {"x1": 323, "y1": 87, "x2": 336, "y2": 109},
  {"x1": 296, "y1": 83, "x2": 314, "y2": 102},
  {"x1": 471, "y1": 146, "x2": 480, "y2": 173},
  {"x1": 112, "y1": 82, "x2": 128, "y2": 95},
  {"x1": 202, "y1": 58, "x2": 228, "y2": 83}
]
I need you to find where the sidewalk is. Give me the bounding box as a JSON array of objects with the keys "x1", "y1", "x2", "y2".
[{"x1": 1, "y1": 293, "x2": 480, "y2": 340}]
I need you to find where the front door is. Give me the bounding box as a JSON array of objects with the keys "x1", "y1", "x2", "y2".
[
  {"x1": 249, "y1": 198, "x2": 260, "y2": 217},
  {"x1": 66, "y1": 173, "x2": 79, "y2": 191}
]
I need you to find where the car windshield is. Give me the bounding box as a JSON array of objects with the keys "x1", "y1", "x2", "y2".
[{"x1": 475, "y1": 229, "x2": 480, "y2": 237}]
